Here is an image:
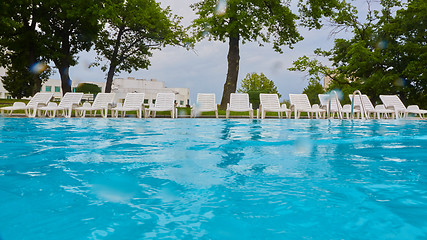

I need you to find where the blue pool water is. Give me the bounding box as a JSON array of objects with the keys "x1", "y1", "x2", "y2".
[{"x1": 0, "y1": 118, "x2": 426, "y2": 239}]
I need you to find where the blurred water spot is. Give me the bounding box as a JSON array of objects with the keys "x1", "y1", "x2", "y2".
[
  {"x1": 202, "y1": 23, "x2": 211, "y2": 37},
  {"x1": 91, "y1": 228, "x2": 114, "y2": 240},
  {"x1": 376, "y1": 40, "x2": 388, "y2": 50},
  {"x1": 271, "y1": 61, "x2": 283, "y2": 74},
  {"x1": 330, "y1": 89, "x2": 344, "y2": 100},
  {"x1": 215, "y1": 0, "x2": 227, "y2": 16},
  {"x1": 193, "y1": 103, "x2": 202, "y2": 117},
  {"x1": 178, "y1": 109, "x2": 187, "y2": 117},
  {"x1": 91, "y1": 173, "x2": 139, "y2": 203},
  {"x1": 293, "y1": 138, "x2": 313, "y2": 156},
  {"x1": 29, "y1": 62, "x2": 48, "y2": 74},
  {"x1": 82, "y1": 59, "x2": 92, "y2": 69},
  {"x1": 393, "y1": 78, "x2": 405, "y2": 87}
]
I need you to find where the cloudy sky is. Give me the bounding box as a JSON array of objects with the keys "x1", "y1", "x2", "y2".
[{"x1": 51, "y1": 0, "x2": 352, "y2": 103}]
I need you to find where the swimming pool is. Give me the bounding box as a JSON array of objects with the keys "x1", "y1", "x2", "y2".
[{"x1": 0, "y1": 118, "x2": 426, "y2": 239}]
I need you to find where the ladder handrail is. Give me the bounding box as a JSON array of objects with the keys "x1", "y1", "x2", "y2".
[
  {"x1": 351, "y1": 90, "x2": 366, "y2": 119},
  {"x1": 327, "y1": 90, "x2": 343, "y2": 119}
]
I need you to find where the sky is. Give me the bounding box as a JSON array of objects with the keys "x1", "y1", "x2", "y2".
[{"x1": 51, "y1": 0, "x2": 351, "y2": 103}]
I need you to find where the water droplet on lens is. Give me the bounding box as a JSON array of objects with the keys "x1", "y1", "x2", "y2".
[
  {"x1": 215, "y1": 0, "x2": 227, "y2": 16},
  {"x1": 293, "y1": 138, "x2": 313, "y2": 156},
  {"x1": 376, "y1": 40, "x2": 388, "y2": 50},
  {"x1": 393, "y1": 78, "x2": 405, "y2": 87},
  {"x1": 29, "y1": 62, "x2": 48, "y2": 74}
]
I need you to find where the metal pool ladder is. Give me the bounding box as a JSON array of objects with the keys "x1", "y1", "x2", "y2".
[
  {"x1": 351, "y1": 90, "x2": 366, "y2": 119},
  {"x1": 327, "y1": 90, "x2": 343, "y2": 119}
]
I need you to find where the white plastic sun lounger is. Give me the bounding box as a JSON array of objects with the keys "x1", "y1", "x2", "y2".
[
  {"x1": 318, "y1": 94, "x2": 347, "y2": 119},
  {"x1": 38, "y1": 92, "x2": 83, "y2": 118},
  {"x1": 0, "y1": 92, "x2": 53, "y2": 117},
  {"x1": 146, "y1": 93, "x2": 176, "y2": 118},
  {"x1": 406, "y1": 105, "x2": 427, "y2": 119},
  {"x1": 380, "y1": 95, "x2": 426, "y2": 119},
  {"x1": 258, "y1": 93, "x2": 290, "y2": 119},
  {"x1": 226, "y1": 93, "x2": 253, "y2": 119},
  {"x1": 289, "y1": 94, "x2": 325, "y2": 119},
  {"x1": 75, "y1": 93, "x2": 115, "y2": 118},
  {"x1": 112, "y1": 93, "x2": 145, "y2": 118},
  {"x1": 349, "y1": 94, "x2": 394, "y2": 119},
  {"x1": 379, "y1": 95, "x2": 407, "y2": 118},
  {"x1": 191, "y1": 93, "x2": 218, "y2": 118}
]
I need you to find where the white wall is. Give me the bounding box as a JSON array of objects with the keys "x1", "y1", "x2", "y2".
[
  {"x1": 0, "y1": 72, "x2": 190, "y2": 106},
  {"x1": 112, "y1": 77, "x2": 190, "y2": 107},
  {"x1": 0, "y1": 67, "x2": 10, "y2": 99}
]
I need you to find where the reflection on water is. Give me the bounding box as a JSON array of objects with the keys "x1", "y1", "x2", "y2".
[{"x1": 0, "y1": 118, "x2": 426, "y2": 239}]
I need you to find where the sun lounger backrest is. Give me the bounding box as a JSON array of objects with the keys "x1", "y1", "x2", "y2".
[
  {"x1": 361, "y1": 95, "x2": 375, "y2": 111},
  {"x1": 26, "y1": 93, "x2": 53, "y2": 108},
  {"x1": 58, "y1": 93, "x2": 83, "y2": 108},
  {"x1": 229, "y1": 93, "x2": 250, "y2": 110},
  {"x1": 123, "y1": 93, "x2": 145, "y2": 108},
  {"x1": 318, "y1": 94, "x2": 342, "y2": 111},
  {"x1": 154, "y1": 93, "x2": 175, "y2": 108},
  {"x1": 92, "y1": 93, "x2": 115, "y2": 108},
  {"x1": 380, "y1": 95, "x2": 406, "y2": 110},
  {"x1": 289, "y1": 94, "x2": 311, "y2": 110},
  {"x1": 260, "y1": 94, "x2": 280, "y2": 109},
  {"x1": 197, "y1": 93, "x2": 216, "y2": 110}
]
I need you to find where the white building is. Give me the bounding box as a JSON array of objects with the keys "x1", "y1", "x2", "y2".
[
  {"x1": 0, "y1": 71, "x2": 105, "y2": 101},
  {"x1": 39, "y1": 79, "x2": 105, "y2": 101},
  {"x1": 1, "y1": 71, "x2": 190, "y2": 107},
  {"x1": 112, "y1": 77, "x2": 190, "y2": 107},
  {"x1": 0, "y1": 67, "x2": 10, "y2": 99}
]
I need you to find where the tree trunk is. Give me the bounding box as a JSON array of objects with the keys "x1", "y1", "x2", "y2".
[
  {"x1": 26, "y1": 24, "x2": 42, "y2": 96},
  {"x1": 105, "y1": 64, "x2": 117, "y2": 93},
  {"x1": 57, "y1": 62, "x2": 72, "y2": 94},
  {"x1": 57, "y1": 34, "x2": 72, "y2": 95},
  {"x1": 32, "y1": 75, "x2": 42, "y2": 96},
  {"x1": 220, "y1": 35, "x2": 240, "y2": 110},
  {"x1": 29, "y1": 50, "x2": 42, "y2": 96},
  {"x1": 104, "y1": 26, "x2": 125, "y2": 93}
]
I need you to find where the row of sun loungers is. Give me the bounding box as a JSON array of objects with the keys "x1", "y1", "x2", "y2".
[{"x1": 1, "y1": 91, "x2": 426, "y2": 119}]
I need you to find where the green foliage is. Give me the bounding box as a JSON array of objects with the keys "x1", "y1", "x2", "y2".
[
  {"x1": 191, "y1": 0, "x2": 340, "y2": 108},
  {"x1": 238, "y1": 72, "x2": 281, "y2": 97},
  {"x1": 302, "y1": 79, "x2": 325, "y2": 105},
  {"x1": 238, "y1": 72, "x2": 281, "y2": 109},
  {"x1": 1, "y1": 65, "x2": 51, "y2": 99},
  {"x1": 0, "y1": 0, "x2": 51, "y2": 97},
  {"x1": 290, "y1": 0, "x2": 427, "y2": 107},
  {"x1": 0, "y1": 0, "x2": 101, "y2": 95},
  {"x1": 38, "y1": 0, "x2": 103, "y2": 93},
  {"x1": 75, "y1": 83, "x2": 101, "y2": 94},
  {"x1": 95, "y1": 0, "x2": 188, "y2": 73},
  {"x1": 289, "y1": 53, "x2": 335, "y2": 82},
  {"x1": 94, "y1": 0, "x2": 189, "y2": 92},
  {"x1": 191, "y1": 0, "x2": 303, "y2": 53},
  {"x1": 39, "y1": 0, "x2": 102, "y2": 65},
  {"x1": 1, "y1": 69, "x2": 33, "y2": 99}
]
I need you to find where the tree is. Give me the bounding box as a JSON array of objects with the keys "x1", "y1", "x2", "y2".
[
  {"x1": 290, "y1": 0, "x2": 426, "y2": 107},
  {"x1": 94, "y1": 0, "x2": 188, "y2": 93},
  {"x1": 238, "y1": 72, "x2": 281, "y2": 97},
  {"x1": 302, "y1": 79, "x2": 325, "y2": 105},
  {"x1": 192, "y1": 0, "x2": 341, "y2": 109},
  {"x1": 385, "y1": 0, "x2": 427, "y2": 106},
  {"x1": 0, "y1": 0, "x2": 50, "y2": 98},
  {"x1": 38, "y1": 0, "x2": 102, "y2": 94},
  {"x1": 76, "y1": 83, "x2": 102, "y2": 94},
  {"x1": 238, "y1": 72, "x2": 281, "y2": 108}
]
